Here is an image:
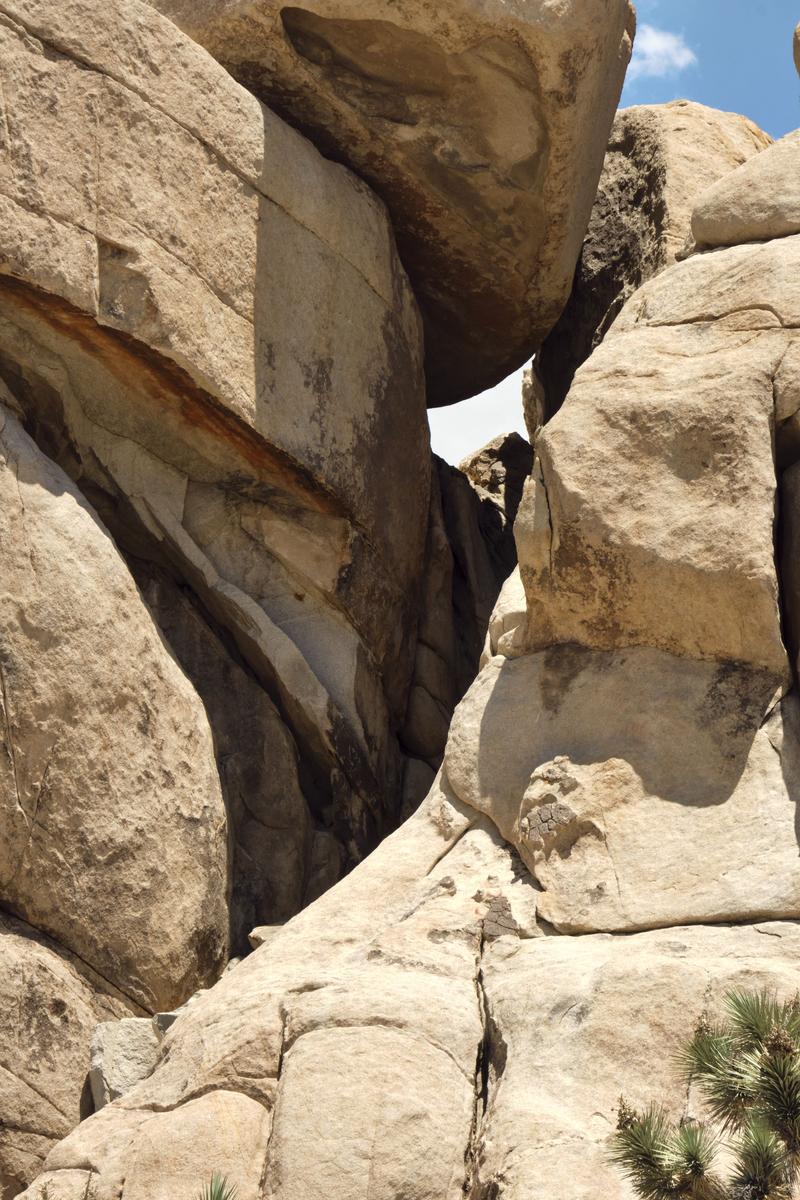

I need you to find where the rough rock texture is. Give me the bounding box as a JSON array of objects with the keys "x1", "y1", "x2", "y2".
[
  {"x1": 693, "y1": 131, "x2": 800, "y2": 248},
  {"x1": 15, "y1": 790, "x2": 800, "y2": 1200},
  {"x1": 517, "y1": 257, "x2": 792, "y2": 679},
  {"x1": 537, "y1": 101, "x2": 771, "y2": 414},
  {"x1": 143, "y1": 0, "x2": 635, "y2": 404},
  {"x1": 446, "y1": 653, "x2": 800, "y2": 931},
  {"x1": 0, "y1": 397, "x2": 229, "y2": 1011},
  {"x1": 0, "y1": 914, "x2": 136, "y2": 1196},
  {"x1": 0, "y1": 0, "x2": 522, "y2": 893},
  {"x1": 0, "y1": 0, "x2": 430, "y2": 883},
  {"x1": 89, "y1": 1021, "x2": 161, "y2": 1111},
  {"x1": 481, "y1": 566, "x2": 527, "y2": 663},
  {"x1": 474, "y1": 922, "x2": 800, "y2": 1197},
  {"x1": 15, "y1": 6, "x2": 800, "y2": 1200},
  {"x1": 459, "y1": 433, "x2": 534, "y2": 532}
]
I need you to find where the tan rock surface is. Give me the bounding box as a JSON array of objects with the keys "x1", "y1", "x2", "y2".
[
  {"x1": 14, "y1": 790, "x2": 800, "y2": 1200},
  {"x1": 517, "y1": 243, "x2": 798, "y2": 680},
  {"x1": 89, "y1": 1020, "x2": 161, "y2": 1112},
  {"x1": 1, "y1": 0, "x2": 429, "y2": 610},
  {"x1": 0, "y1": 398, "x2": 228, "y2": 1013},
  {"x1": 12, "y1": 14, "x2": 800, "y2": 1200},
  {"x1": 482, "y1": 566, "x2": 527, "y2": 664},
  {"x1": 693, "y1": 131, "x2": 800, "y2": 248},
  {"x1": 538, "y1": 101, "x2": 771, "y2": 414},
  {"x1": 445, "y1": 649, "x2": 799, "y2": 932},
  {"x1": 20, "y1": 791, "x2": 525, "y2": 1200},
  {"x1": 0, "y1": 914, "x2": 135, "y2": 1197},
  {"x1": 143, "y1": 0, "x2": 635, "y2": 403},
  {"x1": 473, "y1": 923, "x2": 800, "y2": 1198}
]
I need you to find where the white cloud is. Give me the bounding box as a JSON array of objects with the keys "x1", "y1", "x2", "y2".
[
  {"x1": 627, "y1": 23, "x2": 697, "y2": 81},
  {"x1": 428, "y1": 368, "x2": 527, "y2": 465}
]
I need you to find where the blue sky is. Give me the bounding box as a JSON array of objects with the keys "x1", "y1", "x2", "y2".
[{"x1": 429, "y1": 0, "x2": 800, "y2": 464}]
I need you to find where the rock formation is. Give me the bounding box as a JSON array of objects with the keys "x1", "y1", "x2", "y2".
[
  {"x1": 0, "y1": 0, "x2": 551, "y2": 1184},
  {"x1": 693, "y1": 129, "x2": 800, "y2": 248},
  {"x1": 0, "y1": 914, "x2": 135, "y2": 1200},
  {"x1": 142, "y1": 0, "x2": 635, "y2": 404},
  {"x1": 9, "y1": 3, "x2": 800, "y2": 1200},
  {"x1": 537, "y1": 100, "x2": 771, "y2": 415}
]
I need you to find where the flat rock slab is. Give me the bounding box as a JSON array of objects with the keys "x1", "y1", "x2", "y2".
[{"x1": 693, "y1": 131, "x2": 800, "y2": 248}]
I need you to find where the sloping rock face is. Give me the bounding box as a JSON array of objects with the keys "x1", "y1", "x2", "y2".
[
  {"x1": 21, "y1": 93, "x2": 800, "y2": 1200},
  {"x1": 143, "y1": 0, "x2": 635, "y2": 404},
  {"x1": 537, "y1": 101, "x2": 771, "y2": 414},
  {"x1": 0, "y1": 398, "x2": 229, "y2": 1008}
]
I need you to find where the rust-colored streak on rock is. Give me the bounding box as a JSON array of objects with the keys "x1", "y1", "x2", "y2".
[{"x1": 0, "y1": 275, "x2": 347, "y2": 520}]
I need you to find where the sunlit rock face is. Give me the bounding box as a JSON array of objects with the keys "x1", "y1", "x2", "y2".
[
  {"x1": 143, "y1": 0, "x2": 635, "y2": 405},
  {"x1": 11, "y1": 6, "x2": 800, "y2": 1200}
]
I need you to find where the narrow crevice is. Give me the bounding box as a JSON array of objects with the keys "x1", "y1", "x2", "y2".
[
  {"x1": 536, "y1": 451, "x2": 556, "y2": 579},
  {"x1": 464, "y1": 923, "x2": 508, "y2": 1199},
  {"x1": 257, "y1": 1010, "x2": 290, "y2": 1198}
]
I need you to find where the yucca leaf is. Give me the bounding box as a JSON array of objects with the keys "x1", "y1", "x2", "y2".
[
  {"x1": 750, "y1": 1053, "x2": 800, "y2": 1154},
  {"x1": 679, "y1": 1029, "x2": 758, "y2": 1131},
  {"x1": 611, "y1": 988, "x2": 800, "y2": 1200},
  {"x1": 730, "y1": 1117, "x2": 792, "y2": 1199},
  {"x1": 665, "y1": 1122, "x2": 725, "y2": 1198},
  {"x1": 725, "y1": 990, "x2": 781, "y2": 1051},
  {"x1": 196, "y1": 1174, "x2": 238, "y2": 1200},
  {"x1": 609, "y1": 1106, "x2": 677, "y2": 1200}
]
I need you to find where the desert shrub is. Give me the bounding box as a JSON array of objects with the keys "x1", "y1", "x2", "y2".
[{"x1": 611, "y1": 988, "x2": 800, "y2": 1200}]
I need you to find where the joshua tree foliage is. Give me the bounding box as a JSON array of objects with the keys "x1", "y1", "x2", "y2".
[
  {"x1": 611, "y1": 988, "x2": 800, "y2": 1200},
  {"x1": 195, "y1": 1175, "x2": 238, "y2": 1200}
]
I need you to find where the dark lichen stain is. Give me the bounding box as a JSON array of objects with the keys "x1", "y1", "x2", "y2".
[{"x1": 540, "y1": 642, "x2": 592, "y2": 714}]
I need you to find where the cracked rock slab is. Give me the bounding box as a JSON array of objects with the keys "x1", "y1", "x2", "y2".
[{"x1": 18, "y1": 785, "x2": 538, "y2": 1200}]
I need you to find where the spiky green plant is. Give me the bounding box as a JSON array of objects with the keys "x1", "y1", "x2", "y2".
[
  {"x1": 610, "y1": 989, "x2": 800, "y2": 1200},
  {"x1": 196, "y1": 1175, "x2": 238, "y2": 1200}
]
